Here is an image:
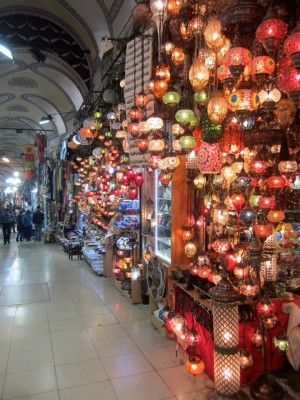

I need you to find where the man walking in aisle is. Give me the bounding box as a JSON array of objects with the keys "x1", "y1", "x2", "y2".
[
  {"x1": 0, "y1": 206, "x2": 15, "y2": 244},
  {"x1": 32, "y1": 205, "x2": 44, "y2": 242}
]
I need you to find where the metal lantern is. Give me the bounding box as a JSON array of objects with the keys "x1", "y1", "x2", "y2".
[
  {"x1": 170, "y1": 313, "x2": 186, "y2": 334},
  {"x1": 204, "y1": 15, "x2": 226, "y2": 53},
  {"x1": 209, "y1": 272, "x2": 241, "y2": 399},
  {"x1": 207, "y1": 91, "x2": 228, "y2": 125},
  {"x1": 239, "y1": 349, "x2": 254, "y2": 371},
  {"x1": 171, "y1": 47, "x2": 185, "y2": 65},
  {"x1": 274, "y1": 98, "x2": 296, "y2": 128},
  {"x1": 261, "y1": 254, "x2": 278, "y2": 282},
  {"x1": 189, "y1": 57, "x2": 210, "y2": 91},
  {"x1": 184, "y1": 241, "x2": 197, "y2": 258},
  {"x1": 273, "y1": 329, "x2": 290, "y2": 353}
]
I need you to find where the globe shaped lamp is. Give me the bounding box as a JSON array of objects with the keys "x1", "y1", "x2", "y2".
[
  {"x1": 204, "y1": 16, "x2": 226, "y2": 53},
  {"x1": 207, "y1": 91, "x2": 228, "y2": 124},
  {"x1": 284, "y1": 21, "x2": 300, "y2": 70},
  {"x1": 189, "y1": 58, "x2": 210, "y2": 91},
  {"x1": 162, "y1": 90, "x2": 181, "y2": 109}
]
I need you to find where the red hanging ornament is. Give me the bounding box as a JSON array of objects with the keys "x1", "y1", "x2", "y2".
[{"x1": 128, "y1": 187, "x2": 138, "y2": 200}]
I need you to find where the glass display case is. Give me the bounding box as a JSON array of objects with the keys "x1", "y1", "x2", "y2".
[{"x1": 154, "y1": 170, "x2": 171, "y2": 264}]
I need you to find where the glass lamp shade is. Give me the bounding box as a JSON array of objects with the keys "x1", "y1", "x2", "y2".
[
  {"x1": 267, "y1": 210, "x2": 285, "y2": 224},
  {"x1": 155, "y1": 64, "x2": 171, "y2": 82},
  {"x1": 194, "y1": 90, "x2": 208, "y2": 105},
  {"x1": 258, "y1": 194, "x2": 276, "y2": 210},
  {"x1": 128, "y1": 106, "x2": 143, "y2": 120},
  {"x1": 217, "y1": 65, "x2": 234, "y2": 89},
  {"x1": 172, "y1": 140, "x2": 182, "y2": 153},
  {"x1": 158, "y1": 172, "x2": 172, "y2": 186},
  {"x1": 186, "y1": 328, "x2": 200, "y2": 346},
  {"x1": 150, "y1": 0, "x2": 168, "y2": 23},
  {"x1": 241, "y1": 276, "x2": 260, "y2": 299},
  {"x1": 256, "y1": 15, "x2": 288, "y2": 55},
  {"x1": 239, "y1": 349, "x2": 254, "y2": 371},
  {"x1": 278, "y1": 68, "x2": 300, "y2": 107},
  {"x1": 164, "y1": 156, "x2": 180, "y2": 171},
  {"x1": 233, "y1": 265, "x2": 248, "y2": 280},
  {"x1": 185, "y1": 355, "x2": 205, "y2": 376},
  {"x1": 185, "y1": 241, "x2": 197, "y2": 258},
  {"x1": 228, "y1": 89, "x2": 260, "y2": 114},
  {"x1": 273, "y1": 330, "x2": 290, "y2": 353},
  {"x1": 219, "y1": 122, "x2": 244, "y2": 154},
  {"x1": 106, "y1": 111, "x2": 116, "y2": 121},
  {"x1": 250, "y1": 56, "x2": 275, "y2": 84},
  {"x1": 153, "y1": 79, "x2": 169, "y2": 99},
  {"x1": 175, "y1": 109, "x2": 195, "y2": 125},
  {"x1": 147, "y1": 115, "x2": 164, "y2": 131},
  {"x1": 128, "y1": 122, "x2": 140, "y2": 137},
  {"x1": 278, "y1": 160, "x2": 298, "y2": 175},
  {"x1": 249, "y1": 194, "x2": 261, "y2": 208},
  {"x1": 201, "y1": 111, "x2": 222, "y2": 143},
  {"x1": 266, "y1": 175, "x2": 286, "y2": 189},
  {"x1": 221, "y1": 166, "x2": 236, "y2": 188},
  {"x1": 116, "y1": 130, "x2": 127, "y2": 139},
  {"x1": 212, "y1": 203, "x2": 229, "y2": 225},
  {"x1": 193, "y1": 173, "x2": 206, "y2": 189},
  {"x1": 148, "y1": 139, "x2": 165, "y2": 153},
  {"x1": 207, "y1": 91, "x2": 228, "y2": 124},
  {"x1": 284, "y1": 25, "x2": 300, "y2": 69},
  {"x1": 178, "y1": 135, "x2": 197, "y2": 153},
  {"x1": 162, "y1": 91, "x2": 181, "y2": 107},
  {"x1": 136, "y1": 138, "x2": 149, "y2": 153},
  {"x1": 166, "y1": 0, "x2": 182, "y2": 17},
  {"x1": 204, "y1": 16, "x2": 226, "y2": 53},
  {"x1": 148, "y1": 154, "x2": 162, "y2": 169},
  {"x1": 147, "y1": 79, "x2": 155, "y2": 93},
  {"x1": 249, "y1": 160, "x2": 270, "y2": 175},
  {"x1": 251, "y1": 326, "x2": 264, "y2": 348},
  {"x1": 135, "y1": 92, "x2": 150, "y2": 108},
  {"x1": 224, "y1": 46, "x2": 252, "y2": 81},
  {"x1": 128, "y1": 187, "x2": 138, "y2": 200},
  {"x1": 139, "y1": 121, "x2": 151, "y2": 136},
  {"x1": 256, "y1": 297, "x2": 276, "y2": 318},
  {"x1": 181, "y1": 226, "x2": 194, "y2": 242},
  {"x1": 171, "y1": 47, "x2": 185, "y2": 65},
  {"x1": 170, "y1": 313, "x2": 186, "y2": 334},
  {"x1": 171, "y1": 123, "x2": 185, "y2": 136},
  {"x1": 198, "y1": 48, "x2": 216, "y2": 71},
  {"x1": 189, "y1": 58, "x2": 210, "y2": 91},
  {"x1": 252, "y1": 222, "x2": 273, "y2": 241},
  {"x1": 132, "y1": 3, "x2": 151, "y2": 22},
  {"x1": 231, "y1": 193, "x2": 245, "y2": 214},
  {"x1": 161, "y1": 41, "x2": 175, "y2": 55},
  {"x1": 259, "y1": 88, "x2": 281, "y2": 105},
  {"x1": 274, "y1": 98, "x2": 296, "y2": 128},
  {"x1": 189, "y1": 15, "x2": 205, "y2": 36},
  {"x1": 198, "y1": 264, "x2": 212, "y2": 279},
  {"x1": 241, "y1": 209, "x2": 257, "y2": 226},
  {"x1": 79, "y1": 126, "x2": 98, "y2": 139},
  {"x1": 197, "y1": 142, "x2": 222, "y2": 174}
]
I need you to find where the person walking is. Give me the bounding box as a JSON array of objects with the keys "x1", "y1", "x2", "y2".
[
  {"x1": 32, "y1": 206, "x2": 44, "y2": 242},
  {"x1": 0, "y1": 206, "x2": 15, "y2": 244},
  {"x1": 16, "y1": 209, "x2": 25, "y2": 242},
  {"x1": 22, "y1": 210, "x2": 33, "y2": 241}
]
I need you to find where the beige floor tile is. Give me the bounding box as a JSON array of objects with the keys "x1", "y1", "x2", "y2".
[
  {"x1": 0, "y1": 374, "x2": 5, "y2": 398},
  {"x1": 59, "y1": 381, "x2": 118, "y2": 400},
  {"x1": 0, "y1": 338, "x2": 12, "y2": 355},
  {"x1": 82, "y1": 313, "x2": 118, "y2": 328},
  {"x1": 47, "y1": 309, "x2": 80, "y2": 321},
  {"x1": 113, "y1": 308, "x2": 149, "y2": 324},
  {"x1": 56, "y1": 359, "x2": 108, "y2": 389},
  {"x1": 7, "y1": 347, "x2": 54, "y2": 373},
  {"x1": 94, "y1": 336, "x2": 139, "y2": 358},
  {"x1": 121, "y1": 319, "x2": 158, "y2": 336},
  {"x1": 12, "y1": 321, "x2": 50, "y2": 336},
  {"x1": 0, "y1": 354, "x2": 8, "y2": 374},
  {"x1": 130, "y1": 331, "x2": 175, "y2": 351},
  {"x1": 111, "y1": 371, "x2": 173, "y2": 400},
  {"x1": 87, "y1": 324, "x2": 128, "y2": 342},
  {"x1": 143, "y1": 345, "x2": 186, "y2": 370},
  {"x1": 176, "y1": 390, "x2": 214, "y2": 400},
  {"x1": 10, "y1": 332, "x2": 52, "y2": 353},
  {"x1": 77, "y1": 304, "x2": 110, "y2": 316},
  {"x1": 158, "y1": 365, "x2": 214, "y2": 396},
  {"x1": 53, "y1": 341, "x2": 99, "y2": 366},
  {"x1": 7, "y1": 391, "x2": 60, "y2": 400},
  {"x1": 49, "y1": 318, "x2": 85, "y2": 333},
  {"x1": 14, "y1": 313, "x2": 47, "y2": 325},
  {"x1": 102, "y1": 352, "x2": 154, "y2": 379},
  {"x1": 0, "y1": 307, "x2": 16, "y2": 318},
  {"x1": 51, "y1": 328, "x2": 91, "y2": 347},
  {"x1": 3, "y1": 367, "x2": 57, "y2": 399}
]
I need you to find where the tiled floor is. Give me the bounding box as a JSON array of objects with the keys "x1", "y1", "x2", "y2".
[{"x1": 0, "y1": 234, "x2": 217, "y2": 400}]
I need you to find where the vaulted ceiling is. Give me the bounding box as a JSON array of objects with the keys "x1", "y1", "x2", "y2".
[{"x1": 0, "y1": 0, "x2": 136, "y2": 183}]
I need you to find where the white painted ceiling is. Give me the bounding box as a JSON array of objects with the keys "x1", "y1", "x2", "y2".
[{"x1": 0, "y1": 0, "x2": 136, "y2": 181}]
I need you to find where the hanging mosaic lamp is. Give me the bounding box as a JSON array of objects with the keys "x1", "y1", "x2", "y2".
[
  {"x1": 135, "y1": 92, "x2": 150, "y2": 108},
  {"x1": 197, "y1": 142, "x2": 222, "y2": 174},
  {"x1": 217, "y1": 65, "x2": 234, "y2": 89},
  {"x1": 224, "y1": 34, "x2": 252, "y2": 81},
  {"x1": 239, "y1": 349, "x2": 254, "y2": 371},
  {"x1": 284, "y1": 21, "x2": 300, "y2": 70},
  {"x1": 194, "y1": 90, "x2": 208, "y2": 106},
  {"x1": 219, "y1": 117, "x2": 244, "y2": 154},
  {"x1": 256, "y1": 5, "x2": 287, "y2": 56},
  {"x1": 175, "y1": 109, "x2": 196, "y2": 128},
  {"x1": 201, "y1": 111, "x2": 222, "y2": 144},
  {"x1": 204, "y1": 15, "x2": 226, "y2": 53},
  {"x1": 228, "y1": 79, "x2": 260, "y2": 123},
  {"x1": 189, "y1": 57, "x2": 210, "y2": 91},
  {"x1": 179, "y1": 135, "x2": 196, "y2": 154},
  {"x1": 278, "y1": 67, "x2": 300, "y2": 108},
  {"x1": 250, "y1": 56, "x2": 275, "y2": 86},
  {"x1": 274, "y1": 98, "x2": 296, "y2": 128},
  {"x1": 273, "y1": 329, "x2": 290, "y2": 353},
  {"x1": 171, "y1": 47, "x2": 185, "y2": 65},
  {"x1": 162, "y1": 90, "x2": 181, "y2": 109},
  {"x1": 158, "y1": 172, "x2": 172, "y2": 186},
  {"x1": 153, "y1": 79, "x2": 169, "y2": 99}
]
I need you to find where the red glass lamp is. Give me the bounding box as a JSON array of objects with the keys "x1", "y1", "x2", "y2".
[
  {"x1": 185, "y1": 355, "x2": 205, "y2": 377},
  {"x1": 252, "y1": 218, "x2": 273, "y2": 243},
  {"x1": 267, "y1": 210, "x2": 285, "y2": 224},
  {"x1": 240, "y1": 349, "x2": 254, "y2": 371},
  {"x1": 135, "y1": 92, "x2": 149, "y2": 108},
  {"x1": 266, "y1": 175, "x2": 286, "y2": 189},
  {"x1": 256, "y1": 296, "x2": 276, "y2": 318},
  {"x1": 231, "y1": 193, "x2": 245, "y2": 228},
  {"x1": 128, "y1": 106, "x2": 143, "y2": 121},
  {"x1": 181, "y1": 226, "x2": 194, "y2": 242},
  {"x1": 258, "y1": 193, "x2": 276, "y2": 210},
  {"x1": 219, "y1": 119, "x2": 244, "y2": 155},
  {"x1": 256, "y1": 7, "x2": 287, "y2": 56},
  {"x1": 224, "y1": 41, "x2": 252, "y2": 81},
  {"x1": 158, "y1": 172, "x2": 172, "y2": 187},
  {"x1": 284, "y1": 21, "x2": 300, "y2": 70},
  {"x1": 250, "y1": 56, "x2": 275, "y2": 85},
  {"x1": 136, "y1": 138, "x2": 149, "y2": 153},
  {"x1": 240, "y1": 276, "x2": 259, "y2": 299},
  {"x1": 197, "y1": 142, "x2": 222, "y2": 174},
  {"x1": 128, "y1": 122, "x2": 140, "y2": 137},
  {"x1": 278, "y1": 67, "x2": 300, "y2": 108},
  {"x1": 217, "y1": 65, "x2": 234, "y2": 89}
]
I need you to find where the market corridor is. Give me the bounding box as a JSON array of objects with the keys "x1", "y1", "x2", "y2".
[{"x1": 0, "y1": 237, "x2": 214, "y2": 400}]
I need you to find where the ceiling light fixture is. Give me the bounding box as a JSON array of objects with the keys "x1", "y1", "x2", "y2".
[
  {"x1": 39, "y1": 115, "x2": 53, "y2": 125},
  {"x1": 2, "y1": 156, "x2": 10, "y2": 163},
  {"x1": 0, "y1": 42, "x2": 13, "y2": 60}
]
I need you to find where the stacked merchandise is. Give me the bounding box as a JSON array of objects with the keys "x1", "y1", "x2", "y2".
[
  {"x1": 59, "y1": 231, "x2": 83, "y2": 252},
  {"x1": 82, "y1": 238, "x2": 105, "y2": 275}
]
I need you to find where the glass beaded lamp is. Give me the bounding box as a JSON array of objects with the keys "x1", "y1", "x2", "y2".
[
  {"x1": 179, "y1": 135, "x2": 196, "y2": 154},
  {"x1": 162, "y1": 90, "x2": 181, "y2": 109},
  {"x1": 256, "y1": 6, "x2": 287, "y2": 56},
  {"x1": 273, "y1": 329, "x2": 290, "y2": 353},
  {"x1": 197, "y1": 142, "x2": 222, "y2": 174},
  {"x1": 171, "y1": 47, "x2": 185, "y2": 65},
  {"x1": 148, "y1": 139, "x2": 165, "y2": 153},
  {"x1": 224, "y1": 38, "x2": 252, "y2": 81},
  {"x1": 217, "y1": 65, "x2": 234, "y2": 89},
  {"x1": 250, "y1": 56, "x2": 275, "y2": 86},
  {"x1": 219, "y1": 118, "x2": 244, "y2": 154},
  {"x1": 166, "y1": 0, "x2": 182, "y2": 17},
  {"x1": 147, "y1": 114, "x2": 164, "y2": 131},
  {"x1": 175, "y1": 109, "x2": 195, "y2": 128},
  {"x1": 278, "y1": 67, "x2": 300, "y2": 108},
  {"x1": 135, "y1": 92, "x2": 149, "y2": 108},
  {"x1": 228, "y1": 79, "x2": 260, "y2": 123},
  {"x1": 284, "y1": 21, "x2": 300, "y2": 70},
  {"x1": 153, "y1": 79, "x2": 169, "y2": 99},
  {"x1": 185, "y1": 355, "x2": 205, "y2": 378},
  {"x1": 239, "y1": 349, "x2": 254, "y2": 371}
]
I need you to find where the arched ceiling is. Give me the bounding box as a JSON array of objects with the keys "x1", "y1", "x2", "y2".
[{"x1": 0, "y1": 0, "x2": 135, "y2": 184}]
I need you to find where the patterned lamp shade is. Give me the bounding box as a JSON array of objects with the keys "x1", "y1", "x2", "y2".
[
  {"x1": 217, "y1": 65, "x2": 234, "y2": 89},
  {"x1": 207, "y1": 91, "x2": 228, "y2": 124},
  {"x1": 219, "y1": 121, "x2": 244, "y2": 154},
  {"x1": 284, "y1": 22, "x2": 300, "y2": 70},
  {"x1": 204, "y1": 16, "x2": 226, "y2": 53},
  {"x1": 224, "y1": 46, "x2": 252, "y2": 81},
  {"x1": 256, "y1": 9, "x2": 287, "y2": 55},
  {"x1": 189, "y1": 58, "x2": 210, "y2": 91},
  {"x1": 197, "y1": 142, "x2": 222, "y2": 174},
  {"x1": 250, "y1": 56, "x2": 275, "y2": 85},
  {"x1": 278, "y1": 68, "x2": 300, "y2": 107},
  {"x1": 162, "y1": 90, "x2": 181, "y2": 107}
]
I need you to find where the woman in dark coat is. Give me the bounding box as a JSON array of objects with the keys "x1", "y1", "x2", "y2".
[
  {"x1": 16, "y1": 209, "x2": 25, "y2": 242},
  {"x1": 22, "y1": 210, "x2": 33, "y2": 241}
]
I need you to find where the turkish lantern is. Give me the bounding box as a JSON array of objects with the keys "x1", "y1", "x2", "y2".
[
  {"x1": 197, "y1": 142, "x2": 222, "y2": 174},
  {"x1": 158, "y1": 172, "x2": 172, "y2": 186},
  {"x1": 185, "y1": 355, "x2": 205, "y2": 377},
  {"x1": 284, "y1": 22, "x2": 300, "y2": 70},
  {"x1": 219, "y1": 120, "x2": 244, "y2": 154},
  {"x1": 189, "y1": 57, "x2": 210, "y2": 91},
  {"x1": 207, "y1": 91, "x2": 228, "y2": 124},
  {"x1": 171, "y1": 47, "x2": 185, "y2": 65},
  {"x1": 204, "y1": 16, "x2": 225, "y2": 53}
]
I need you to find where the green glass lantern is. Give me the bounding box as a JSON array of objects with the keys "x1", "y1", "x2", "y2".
[
  {"x1": 162, "y1": 91, "x2": 181, "y2": 108},
  {"x1": 94, "y1": 111, "x2": 102, "y2": 119},
  {"x1": 249, "y1": 195, "x2": 261, "y2": 208},
  {"x1": 273, "y1": 330, "x2": 290, "y2": 353},
  {"x1": 194, "y1": 90, "x2": 208, "y2": 105},
  {"x1": 179, "y1": 135, "x2": 196, "y2": 154},
  {"x1": 201, "y1": 111, "x2": 222, "y2": 143},
  {"x1": 175, "y1": 109, "x2": 195, "y2": 127}
]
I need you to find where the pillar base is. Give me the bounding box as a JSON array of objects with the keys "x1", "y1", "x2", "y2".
[
  {"x1": 250, "y1": 380, "x2": 284, "y2": 400},
  {"x1": 206, "y1": 390, "x2": 250, "y2": 400}
]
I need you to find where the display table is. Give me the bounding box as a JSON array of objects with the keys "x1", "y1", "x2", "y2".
[{"x1": 174, "y1": 282, "x2": 300, "y2": 384}]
